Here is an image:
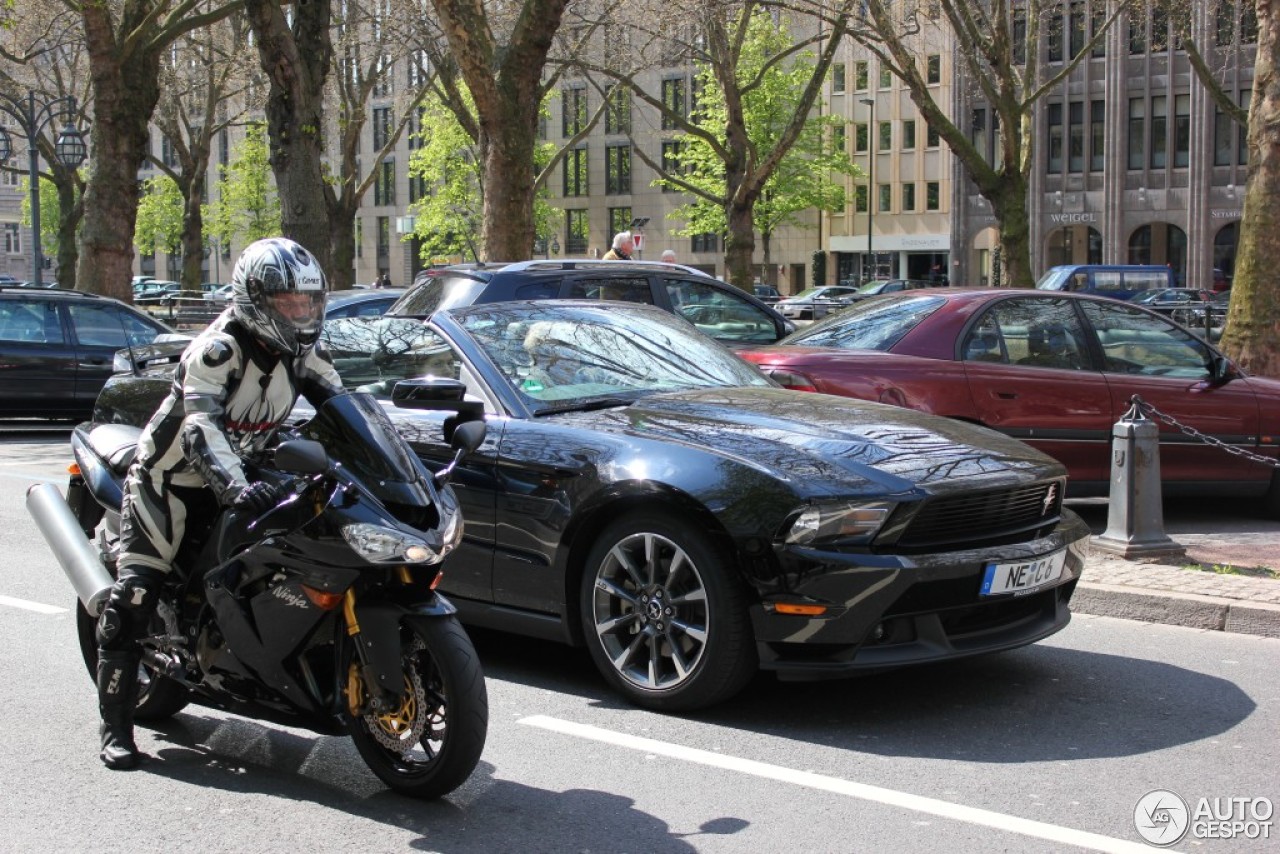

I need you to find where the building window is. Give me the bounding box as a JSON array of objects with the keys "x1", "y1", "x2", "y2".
[
  {"x1": 926, "y1": 120, "x2": 940, "y2": 148},
  {"x1": 1047, "y1": 103, "x2": 1064, "y2": 173},
  {"x1": 563, "y1": 147, "x2": 588, "y2": 197},
  {"x1": 408, "y1": 173, "x2": 427, "y2": 204},
  {"x1": 1069, "y1": 2, "x2": 1087, "y2": 58},
  {"x1": 1151, "y1": 4, "x2": 1169, "y2": 52},
  {"x1": 691, "y1": 232, "x2": 719, "y2": 253},
  {"x1": 833, "y1": 63, "x2": 846, "y2": 94},
  {"x1": 879, "y1": 65, "x2": 893, "y2": 89},
  {"x1": 1090, "y1": 100, "x2": 1105, "y2": 172},
  {"x1": 1091, "y1": 5, "x2": 1107, "y2": 57},
  {"x1": 1047, "y1": 6, "x2": 1064, "y2": 62},
  {"x1": 1239, "y1": 89, "x2": 1252, "y2": 165},
  {"x1": 1128, "y1": 98, "x2": 1145, "y2": 170},
  {"x1": 1068, "y1": 101, "x2": 1084, "y2": 173},
  {"x1": 407, "y1": 51, "x2": 430, "y2": 90},
  {"x1": 606, "y1": 144, "x2": 631, "y2": 195},
  {"x1": 925, "y1": 54, "x2": 941, "y2": 85},
  {"x1": 833, "y1": 124, "x2": 846, "y2": 152},
  {"x1": 372, "y1": 106, "x2": 392, "y2": 150},
  {"x1": 372, "y1": 55, "x2": 391, "y2": 98},
  {"x1": 1150, "y1": 95, "x2": 1167, "y2": 169},
  {"x1": 902, "y1": 183, "x2": 916, "y2": 212},
  {"x1": 354, "y1": 218, "x2": 362, "y2": 259},
  {"x1": 1129, "y1": 15, "x2": 1147, "y2": 54},
  {"x1": 1013, "y1": 8, "x2": 1028, "y2": 65},
  {"x1": 878, "y1": 184, "x2": 891, "y2": 213},
  {"x1": 854, "y1": 122, "x2": 868, "y2": 153},
  {"x1": 606, "y1": 88, "x2": 631, "y2": 134},
  {"x1": 4, "y1": 223, "x2": 20, "y2": 254},
  {"x1": 971, "y1": 108, "x2": 987, "y2": 164},
  {"x1": 566, "y1": 208, "x2": 588, "y2": 254},
  {"x1": 1243, "y1": 1, "x2": 1260, "y2": 43},
  {"x1": 608, "y1": 207, "x2": 631, "y2": 244},
  {"x1": 374, "y1": 159, "x2": 395, "y2": 206},
  {"x1": 661, "y1": 140, "x2": 684, "y2": 191},
  {"x1": 220, "y1": 129, "x2": 229, "y2": 165},
  {"x1": 926, "y1": 181, "x2": 940, "y2": 211},
  {"x1": 1215, "y1": 105, "x2": 1234, "y2": 166},
  {"x1": 854, "y1": 185, "x2": 867, "y2": 213},
  {"x1": 661, "y1": 78, "x2": 686, "y2": 130},
  {"x1": 1218, "y1": 1, "x2": 1237, "y2": 45},
  {"x1": 376, "y1": 216, "x2": 390, "y2": 257},
  {"x1": 408, "y1": 105, "x2": 427, "y2": 151},
  {"x1": 902, "y1": 119, "x2": 917, "y2": 150},
  {"x1": 1173, "y1": 94, "x2": 1191, "y2": 167},
  {"x1": 563, "y1": 87, "x2": 587, "y2": 136},
  {"x1": 854, "y1": 60, "x2": 868, "y2": 91},
  {"x1": 878, "y1": 120, "x2": 891, "y2": 151}
]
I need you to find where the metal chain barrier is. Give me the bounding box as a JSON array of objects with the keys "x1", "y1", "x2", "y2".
[{"x1": 1129, "y1": 394, "x2": 1280, "y2": 469}]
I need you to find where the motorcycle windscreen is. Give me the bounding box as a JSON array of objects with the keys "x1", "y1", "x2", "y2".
[{"x1": 302, "y1": 391, "x2": 439, "y2": 509}]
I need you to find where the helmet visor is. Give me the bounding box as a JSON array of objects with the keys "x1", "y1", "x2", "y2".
[{"x1": 266, "y1": 290, "x2": 325, "y2": 333}]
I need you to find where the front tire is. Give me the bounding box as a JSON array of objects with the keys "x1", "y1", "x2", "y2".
[
  {"x1": 579, "y1": 512, "x2": 757, "y2": 712},
  {"x1": 347, "y1": 616, "x2": 488, "y2": 799}
]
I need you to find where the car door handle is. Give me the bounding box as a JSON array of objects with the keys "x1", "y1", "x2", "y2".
[
  {"x1": 78, "y1": 357, "x2": 108, "y2": 368},
  {"x1": 995, "y1": 391, "x2": 1018, "y2": 400}
]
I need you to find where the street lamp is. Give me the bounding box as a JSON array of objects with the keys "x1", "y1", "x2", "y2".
[
  {"x1": 860, "y1": 97, "x2": 875, "y2": 284},
  {"x1": 0, "y1": 92, "x2": 87, "y2": 287}
]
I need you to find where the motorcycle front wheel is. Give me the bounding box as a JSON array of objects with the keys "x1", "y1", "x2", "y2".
[{"x1": 346, "y1": 616, "x2": 488, "y2": 799}]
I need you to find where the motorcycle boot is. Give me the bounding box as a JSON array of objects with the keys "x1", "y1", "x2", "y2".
[
  {"x1": 94, "y1": 568, "x2": 162, "y2": 770},
  {"x1": 97, "y1": 650, "x2": 142, "y2": 769}
]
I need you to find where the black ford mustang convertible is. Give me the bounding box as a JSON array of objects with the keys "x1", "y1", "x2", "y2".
[{"x1": 93, "y1": 301, "x2": 1089, "y2": 711}]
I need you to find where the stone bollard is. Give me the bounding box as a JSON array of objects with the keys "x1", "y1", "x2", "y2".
[{"x1": 1091, "y1": 397, "x2": 1186, "y2": 559}]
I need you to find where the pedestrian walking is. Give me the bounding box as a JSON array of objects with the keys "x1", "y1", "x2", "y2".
[{"x1": 602, "y1": 231, "x2": 633, "y2": 261}]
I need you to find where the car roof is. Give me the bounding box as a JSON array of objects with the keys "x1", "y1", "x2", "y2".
[
  {"x1": 327, "y1": 288, "x2": 407, "y2": 305},
  {"x1": 423, "y1": 258, "x2": 718, "y2": 282}
]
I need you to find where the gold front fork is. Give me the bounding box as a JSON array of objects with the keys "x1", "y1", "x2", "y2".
[{"x1": 343, "y1": 569, "x2": 413, "y2": 716}]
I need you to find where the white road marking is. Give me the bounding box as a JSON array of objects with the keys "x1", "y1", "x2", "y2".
[
  {"x1": 519, "y1": 715, "x2": 1164, "y2": 854},
  {"x1": 0, "y1": 595, "x2": 67, "y2": 614},
  {"x1": 0, "y1": 470, "x2": 63, "y2": 484}
]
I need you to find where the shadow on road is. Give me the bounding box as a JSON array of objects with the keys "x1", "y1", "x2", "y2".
[{"x1": 142, "y1": 714, "x2": 707, "y2": 852}]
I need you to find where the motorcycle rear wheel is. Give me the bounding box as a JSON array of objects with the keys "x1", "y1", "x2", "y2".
[{"x1": 347, "y1": 616, "x2": 488, "y2": 799}]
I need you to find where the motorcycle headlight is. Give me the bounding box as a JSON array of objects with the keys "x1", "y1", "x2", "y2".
[
  {"x1": 342, "y1": 523, "x2": 439, "y2": 564},
  {"x1": 784, "y1": 501, "x2": 895, "y2": 547}
]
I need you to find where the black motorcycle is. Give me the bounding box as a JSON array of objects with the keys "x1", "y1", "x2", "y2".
[{"x1": 27, "y1": 387, "x2": 488, "y2": 799}]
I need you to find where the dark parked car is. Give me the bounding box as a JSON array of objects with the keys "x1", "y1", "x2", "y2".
[
  {"x1": 737, "y1": 289, "x2": 1280, "y2": 510},
  {"x1": 324, "y1": 288, "x2": 408, "y2": 318},
  {"x1": 1127, "y1": 287, "x2": 1211, "y2": 318},
  {"x1": 98, "y1": 300, "x2": 1087, "y2": 710},
  {"x1": 0, "y1": 285, "x2": 186, "y2": 418},
  {"x1": 392, "y1": 260, "x2": 794, "y2": 345},
  {"x1": 753, "y1": 283, "x2": 782, "y2": 303}
]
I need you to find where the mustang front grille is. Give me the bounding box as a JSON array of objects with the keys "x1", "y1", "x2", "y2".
[{"x1": 889, "y1": 480, "x2": 1064, "y2": 552}]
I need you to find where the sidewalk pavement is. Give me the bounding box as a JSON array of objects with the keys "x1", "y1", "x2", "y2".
[{"x1": 1074, "y1": 534, "x2": 1280, "y2": 639}]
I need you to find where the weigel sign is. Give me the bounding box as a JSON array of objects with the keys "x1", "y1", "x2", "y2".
[{"x1": 1046, "y1": 213, "x2": 1098, "y2": 225}]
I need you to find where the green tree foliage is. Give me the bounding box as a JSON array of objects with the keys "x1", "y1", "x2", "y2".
[
  {"x1": 133, "y1": 175, "x2": 185, "y2": 256},
  {"x1": 19, "y1": 173, "x2": 70, "y2": 245},
  {"x1": 659, "y1": 14, "x2": 856, "y2": 268},
  {"x1": 407, "y1": 90, "x2": 560, "y2": 263},
  {"x1": 204, "y1": 123, "x2": 280, "y2": 248}
]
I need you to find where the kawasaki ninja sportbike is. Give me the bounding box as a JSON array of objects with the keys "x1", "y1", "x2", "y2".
[{"x1": 28, "y1": 388, "x2": 488, "y2": 799}]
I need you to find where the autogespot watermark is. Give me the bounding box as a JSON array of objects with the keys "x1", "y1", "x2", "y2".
[{"x1": 1134, "y1": 789, "x2": 1273, "y2": 846}]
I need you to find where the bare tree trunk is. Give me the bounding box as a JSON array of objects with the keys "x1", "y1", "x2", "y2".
[
  {"x1": 988, "y1": 174, "x2": 1033, "y2": 288},
  {"x1": 54, "y1": 176, "x2": 82, "y2": 291},
  {"x1": 329, "y1": 202, "x2": 357, "y2": 289},
  {"x1": 245, "y1": 0, "x2": 333, "y2": 268},
  {"x1": 1221, "y1": 0, "x2": 1280, "y2": 378},
  {"x1": 75, "y1": 7, "x2": 162, "y2": 302},
  {"x1": 180, "y1": 164, "x2": 207, "y2": 291}
]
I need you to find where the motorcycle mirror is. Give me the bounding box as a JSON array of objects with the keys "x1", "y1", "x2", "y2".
[
  {"x1": 274, "y1": 439, "x2": 329, "y2": 474},
  {"x1": 450, "y1": 419, "x2": 487, "y2": 456}
]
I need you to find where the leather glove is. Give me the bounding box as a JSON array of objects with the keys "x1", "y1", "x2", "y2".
[{"x1": 229, "y1": 481, "x2": 283, "y2": 514}]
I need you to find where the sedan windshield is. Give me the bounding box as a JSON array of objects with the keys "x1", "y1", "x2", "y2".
[
  {"x1": 387, "y1": 274, "x2": 488, "y2": 317},
  {"x1": 451, "y1": 302, "x2": 771, "y2": 412},
  {"x1": 781, "y1": 294, "x2": 946, "y2": 350}
]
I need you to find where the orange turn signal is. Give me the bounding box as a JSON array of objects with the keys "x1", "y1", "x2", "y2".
[
  {"x1": 773, "y1": 602, "x2": 828, "y2": 616},
  {"x1": 67, "y1": 463, "x2": 81, "y2": 476},
  {"x1": 302, "y1": 585, "x2": 344, "y2": 610}
]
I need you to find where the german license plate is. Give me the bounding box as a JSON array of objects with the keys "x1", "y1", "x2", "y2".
[{"x1": 980, "y1": 550, "x2": 1067, "y2": 597}]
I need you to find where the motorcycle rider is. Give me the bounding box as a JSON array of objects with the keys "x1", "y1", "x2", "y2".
[{"x1": 95, "y1": 237, "x2": 344, "y2": 769}]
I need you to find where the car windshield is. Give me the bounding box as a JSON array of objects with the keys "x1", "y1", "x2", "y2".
[
  {"x1": 781, "y1": 294, "x2": 946, "y2": 350},
  {"x1": 387, "y1": 273, "x2": 488, "y2": 317},
  {"x1": 449, "y1": 302, "x2": 771, "y2": 413},
  {"x1": 1035, "y1": 268, "x2": 1071, "y2": 291},
  {"x1": 856, "y1": 280, "x2": 891, "y2": 294}
]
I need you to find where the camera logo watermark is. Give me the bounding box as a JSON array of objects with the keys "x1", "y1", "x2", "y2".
[
  {"x1": 1134, "y1": 790, "x2": 1189, "y2": 846},
  {"x1": 1135, "y1": 790, "x2": 1273, "y2": 846}
]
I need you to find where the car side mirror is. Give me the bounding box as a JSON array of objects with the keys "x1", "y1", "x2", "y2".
[
  {"x1": 275, "y1": 439, "x2": 328, "y2": 474},
  {"x1": 1207, "y1": 355, "x2": 1238, "y2": 388}
]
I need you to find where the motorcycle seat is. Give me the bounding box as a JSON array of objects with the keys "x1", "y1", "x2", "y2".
[{"x1": 88, "y1": 424, "x2": 143, "y2": 476}]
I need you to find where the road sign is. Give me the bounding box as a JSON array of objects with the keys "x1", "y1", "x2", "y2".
[{"x1": 633, "y1": 233, "x2": 644, "y2": 251}]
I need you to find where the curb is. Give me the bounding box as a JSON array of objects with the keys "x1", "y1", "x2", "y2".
[{"x1": 1073, "y1": 582, "x2": 1280, "y2": 639}]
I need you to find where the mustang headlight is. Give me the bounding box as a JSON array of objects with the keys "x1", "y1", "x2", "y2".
[
  {"x1": 342, "y1": 523, "x2": 439, "y2": 564},
  {"x1": 784, "y1": 501, "x2": 895, "y2": 547}
]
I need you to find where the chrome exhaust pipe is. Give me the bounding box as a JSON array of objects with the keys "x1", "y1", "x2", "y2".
[{"x1": 26, "y1": 482, "x2": 114, "y2": 616}]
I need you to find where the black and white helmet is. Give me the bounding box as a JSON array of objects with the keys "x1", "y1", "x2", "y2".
[{"x1": 230, "y1": 237, "x2": 328, "y2": 356}]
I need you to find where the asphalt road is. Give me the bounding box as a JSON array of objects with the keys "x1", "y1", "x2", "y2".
[{"x1": 1, "y1": 430, "x2": 1277, "y2": 853}]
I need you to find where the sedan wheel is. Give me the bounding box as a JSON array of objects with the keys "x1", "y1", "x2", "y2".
[{"x1": 580, "y1": 513, "x2": 756, "y2": 711}]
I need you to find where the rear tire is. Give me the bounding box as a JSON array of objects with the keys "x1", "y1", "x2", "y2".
[
  {"x1": 1263, "y1": 470, "x2": 1280, "y2": 520},
  {"x1": 347, "y1": 616, "x2": 488, "y2": 799}
]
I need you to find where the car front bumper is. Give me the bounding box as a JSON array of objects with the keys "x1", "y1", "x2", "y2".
[{"x1": 748, "y1": 512, "x2": 1090, "y2": 679}]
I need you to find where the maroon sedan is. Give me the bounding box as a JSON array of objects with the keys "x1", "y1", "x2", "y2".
[{"x1": 737, "y1": 289, "x2": 1280, "y2": 509}]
